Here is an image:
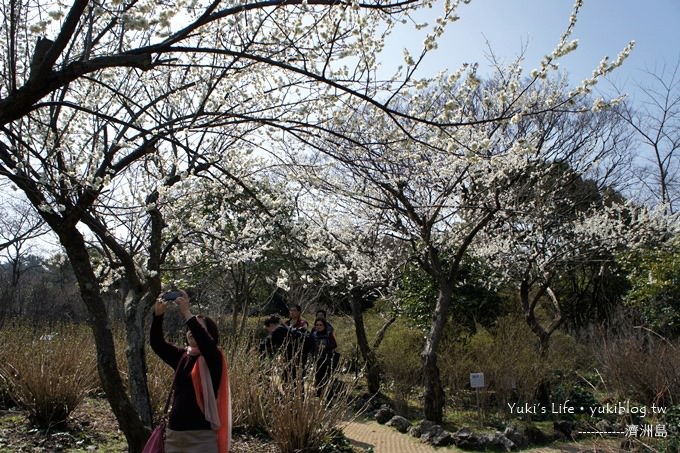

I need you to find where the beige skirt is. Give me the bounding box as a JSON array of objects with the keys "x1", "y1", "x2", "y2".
[{"x1": 165, "y1": 428, "x2": 218, "y2": 453}]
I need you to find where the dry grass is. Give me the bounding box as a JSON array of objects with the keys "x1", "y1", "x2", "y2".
[
  {"x1": 224, "y1": 334, "x2": 360, "y2": 453},
  {"x1": 373, "y1": 320, "x2": 424, "y2": 413},
  {"x1": 146, "y1": 331, "x2": 360, "y2": 452},
  {"x1": 145, "y1": 351, "x2": 175, "y2": 416},
  {"x1": 438, "y1": 315, "x2": 593, "y2": 413},
  {"x1": 224, "y1": 335, "x2": 269, "y2": 430},
  {"x1": 260, "y1": 354, "x2": 358, "y2": 453},
  {"x1": 596, "y1": 328, "x2": 680, "y2": 407},
  {"x1": 0, "y1": 323, "x2": 97, "y2": 428},
  {"x1": 0, "y1": 320, "x2": 359, "y2": 451}
]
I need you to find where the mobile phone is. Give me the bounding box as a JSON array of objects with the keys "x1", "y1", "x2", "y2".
[{"x1": 162, "y1": 290, "x2": 182, "y2": 301}]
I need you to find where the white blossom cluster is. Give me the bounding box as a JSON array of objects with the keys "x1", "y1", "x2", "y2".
[
  {"x1": 268, "y1": 0, "x2": 664, "y2": 311},
  {"x1": 1, "y1": 0, "x2": 444, "y2": 295},
  {"x1": 2, "y1": 0, "x2": 670, "y2": 320}
]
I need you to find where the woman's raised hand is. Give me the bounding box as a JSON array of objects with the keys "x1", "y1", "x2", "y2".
[
  {"x1": 154, "y1": 294, "x2": 167, "y2": 316},
  {"x1": 175, "y1": 290, "x2": 192, "y2": 320}
]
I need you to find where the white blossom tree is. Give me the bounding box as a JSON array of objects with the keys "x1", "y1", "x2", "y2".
[
  {"x1": 0, "y1": 0, "x2": 466, "y2": 448},
  {"x1": 473, "y1": 162, "x2": 664, "y2": 355},
  {"x1": 159, "y1": 163, "x2": 307, "y2": 327},
  {"x1": 293, "y1": 185, "x2": 409, "y2": 392},
  {"x1": 279, "y1": 0, "x2": 637, "y2": 420}
]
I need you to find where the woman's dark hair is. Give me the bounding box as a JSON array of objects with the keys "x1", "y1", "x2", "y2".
[
  {"x1": 316, "y1": 309, "x2": 327, "y2": 318},
  {"x1": 185, "y1": 315, "x2": 219, "y2": 343},
  {"x1": 290, "y1": 304, "x2": 302, "y2": 312},
  {"x1": 264, "y1": 314, "x2": 281, "y2": 327},
  {"x1": 313, "y1": 318, "x2": 327, "y2": 330}
]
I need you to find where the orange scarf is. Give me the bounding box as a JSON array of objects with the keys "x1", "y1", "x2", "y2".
[{"x1": 191, "y1": 350, "x2": 231, "y2": 453}]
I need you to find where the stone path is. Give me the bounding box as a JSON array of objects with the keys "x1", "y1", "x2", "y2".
[
  {"x1": 342, "y1": 420, "x2": 622, "y2": 453},
  {"x1": 342, "y1": 420, "x2": 441, "y2": 453}
]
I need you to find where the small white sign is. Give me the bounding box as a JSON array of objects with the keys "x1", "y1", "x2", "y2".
[{"x1": 470, "y1": 372, "x2": 485, "y2": 388}]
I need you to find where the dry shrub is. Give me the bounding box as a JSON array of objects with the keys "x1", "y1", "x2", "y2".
[
  {"x1": 0, "y1": 323, "x2": 97, "y2": 428},
  {"x1": 144, "y1": 322, "x2": 359, "y2": 451},
  {"x1": 224, "y1": 333, "x2": 358, "y2": 453},
  {"x1": 223, "y1": 334, "x2": 268, "y2": 430},
  {"x1": 0, "y1": 330, "x2": 15, "y2": 409},
  {"x1": 259, "y1": 352, "x2": 358, "y2": 453},
  {"x1": 108, "y1": 324, "x2": 176, "y2": 419},
  {"x1": 111, "y1": 326, "x2": 129, "y2": 388},
  {"x1": 0, "y1": 373, "x2": 13, "y2": 409},
  {"x1": 145, "y1": 350, "x2": 174, "y2": 416},
  {"x1": 441, "y1": 315, "x2": 590, "y2": 412},
  {"x1": 143, "y1": 324, "x2": 269, "y2": 427},
  {"x1": 596, "y1": 328, "x2": 680, "y2": 407}
]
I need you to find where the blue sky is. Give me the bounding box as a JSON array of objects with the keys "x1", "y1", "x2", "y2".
[{"x1": 381, "y1": 0, "x2": 680, "y2": 98}]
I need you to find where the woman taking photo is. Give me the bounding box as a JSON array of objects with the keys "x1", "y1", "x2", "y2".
[{"x1": 150, "y1": 290, "x2": 231, "y2": 452}]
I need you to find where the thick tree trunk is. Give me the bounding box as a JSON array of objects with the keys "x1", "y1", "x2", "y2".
[
  {"x1": 422, "y1": 352, "x2": 444, "y2": 422},
  {"x1": 349, "y1": 294, "x2": 382, "y2": 394},
  {"x1": 124, "y1": 290, "x2": 153, "y2": 427},
  {"x1": 59, "y1": 228, "x2": 149, "y2": 452},
  {"x1": 422, "y1": 284, "x2": 453, "y2": 423}
]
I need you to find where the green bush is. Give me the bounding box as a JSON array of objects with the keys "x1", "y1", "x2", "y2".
[
  {"x1": 0, "y1": 324, "x2": 97, "y2": 428},
  {"x1": 623, "y1": 235, "x2": 680, "y2": 334},
  {"x1": 375, "y1": 320, "x2": 424, "y2": 407},
  {"x1": 440, "y1": 315, "x2": 593, "y2": 415}
]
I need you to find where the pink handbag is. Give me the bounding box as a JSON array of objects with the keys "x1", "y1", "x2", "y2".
[
  {"x1": 143, "y1": 363, "x2": 179, "y2": 453},
  {"x1": 142, "y1": 422, "x2": 166, "y2": 453}
]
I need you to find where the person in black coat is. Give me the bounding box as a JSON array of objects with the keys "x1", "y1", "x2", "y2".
[
  {"x1": 150, "y1": 290, "x2": 229, "y2": 452},
  {"x1": 260, "y1": 315, "x2": 291, "y2": 357},
  {"x1": 259, "y1": 314, "x2": 309, "y2": 382},
  {"x1": 310, "y1": 318, "x2": 338, "y2": 396}
]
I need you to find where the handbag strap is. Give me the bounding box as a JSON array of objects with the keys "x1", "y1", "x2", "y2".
[{"x1": 161, "y1": 354, "x2": 186, "y2": 416}]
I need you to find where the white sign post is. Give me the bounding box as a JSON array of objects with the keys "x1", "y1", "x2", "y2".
[
  {"x1": 469, "y1": 372, "x2": 485, "y2": 423},
  {"x1": 469, "y1": 373, "x2": 485, "y2": 389}
]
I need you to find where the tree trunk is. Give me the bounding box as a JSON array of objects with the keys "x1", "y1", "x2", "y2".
[
  {"x1": 123, "y1": 290, "x2": 153, "y2": 427},
  {"x1": 59, "y1": 228, "x2": 149, "y2": 452},
  {"x1": 520, "y1": 281, "x2": 563, "y2": 357},
  {"x1": 238, "y1": 291, "x2": 250, "y2": 338},
  {"x1": 422, "y1": 284, "x2": 453, "y2": 423},
  {"x1": 422, "y1": 351, "x2": 444, "y2": 422},
  {"x1": 349, "y1": 294, "x2": 382, "y2": 394}
]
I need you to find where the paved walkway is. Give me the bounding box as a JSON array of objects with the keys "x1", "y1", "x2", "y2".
[
  {"x1": 342, "y1": 420, "x2": 622, "y2": 453},
  {"x1": 343, "y1": 420, "x2": 441, "y2": 453}
]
